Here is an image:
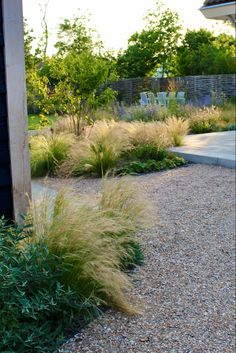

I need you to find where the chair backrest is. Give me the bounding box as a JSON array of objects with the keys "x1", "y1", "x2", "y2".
[
  {"x1": 176, "y1": 91, "x2": 185, "y2": 98},
  {"x1": 157, "y1": 91, "x2": 167, "y2": 98},
  {"x1": 156, "y1": 92, "x2": 167, "y2": 106},
  {"x1": 147, "y1": 91, "x2": 156, "y2": 105},
  {"x1": 140, "y1": 92, "x2": 149, "y2": 105}
]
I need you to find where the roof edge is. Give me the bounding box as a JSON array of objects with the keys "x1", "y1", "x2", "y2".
[{"x1": 200, "y1": 1, "x2": 236, "y2": 10}]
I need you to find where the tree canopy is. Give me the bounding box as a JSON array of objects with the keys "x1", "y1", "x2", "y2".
[
  {"x1": 175, "y1": 29, "x2": 236, "y2": 76},
  {"x1": 116, "y1": 1, "x2": 182, "y2": 78}
]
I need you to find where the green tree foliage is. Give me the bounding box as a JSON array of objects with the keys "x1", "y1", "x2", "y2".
[
  {"x1": 116, "y1": 1, "x2": 181, "y2": 78},
  {"x1": 175, "y1": 29, "x2": 236, "y2": 76},
  {"x1": 49, "y1": 51, "x2": 117, "y2": 133},
  {"x1": 24, "y1": 12, "x2": 117, "y2": 119},
  {"x1": 55, "y1": 15, "x2": 102, "y2": 56}
]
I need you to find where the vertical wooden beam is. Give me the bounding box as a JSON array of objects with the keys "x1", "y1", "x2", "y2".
[{"x1": 2, "y1": 0, "x2": 31, "y2": 222}]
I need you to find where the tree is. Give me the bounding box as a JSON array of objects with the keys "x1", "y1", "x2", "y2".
[
  {"x1": 55, "y1": 14, "x2": 103, "y2": 56},
  {"x1": 48, "y1": 51, "x2": 117, "y2": 134},
  {"x1": 175, "y1": 29, "x2": 236, "y2": 76},
  {"x1": 116, "y1": 1, "x2": 182, "y2": 78}
]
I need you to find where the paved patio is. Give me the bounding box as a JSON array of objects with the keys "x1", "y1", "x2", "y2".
[{"x1": 171, "y1": 131, "x2": 236, "y2": 168}]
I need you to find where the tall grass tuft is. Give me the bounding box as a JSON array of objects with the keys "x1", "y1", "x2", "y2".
[
  {"x1": 123, "y1": 121, "x2": 171, "y2": 148},
  {"x1": 188, "y1": 107, "x2": 220, "y2": 134},
  {"x1": 164, "y1": 117, "x2": 189, "y2": 146},
  {"x1": 61, "y1": 120, "x2": 131, "y2": 177},
  {"x1": 32, "y1": 178, "x2": 148, "y2": 314},
  {"x1": 30, "y1": 133, "x2": 74, "y2": 177},
  {"x1": 99, "y1": 177, "x2": 149, "y2": 230}
]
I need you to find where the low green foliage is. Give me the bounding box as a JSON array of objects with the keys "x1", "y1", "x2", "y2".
[
  {"x1": 116, "y1": 155, "x2": 185, "y2": 175},
  {"x1": 122, "y1": 144, "x2": 168, "y2": 162},
  {"x1": 0, "y1": 219, "x2": 98, "y2": 353},
  {"x1": 190, "y1": 119, "x2": 219, "y2": 134},
  {"x1": 116, "y1": 144, "x2": 186, "y2": 175}
]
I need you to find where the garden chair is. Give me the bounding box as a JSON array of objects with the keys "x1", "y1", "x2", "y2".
[
  {"x1": 147, "y1": 91, "x2": 157, "y2": 105},
  {"x1": 139, "y1": 92, "x2": 150, "y2": 106},
  {"x1": 176, "y1": 91, "x2": 186, "y2": 105},
  {"x1": 156, "y1": 92, "x2": 167, "y2": 107},
  {"x1": 166, "y1": 91, "x2": 176, "y2": 107}
]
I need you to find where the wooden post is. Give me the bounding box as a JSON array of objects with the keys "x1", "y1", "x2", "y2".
[{"x1": 0, "y1": 0, "x2": 31, "y2": 222}]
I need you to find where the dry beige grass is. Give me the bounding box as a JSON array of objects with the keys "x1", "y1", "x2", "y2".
[
  {"x1": 30, "y1": 177, "x2": 150, "y2": 314},
  {"x1": 165, "y1": 117, "x2": 189, "y2": 146},
  {"x1": 60, "y1": 120, "x2": 132, "y2": 177}
]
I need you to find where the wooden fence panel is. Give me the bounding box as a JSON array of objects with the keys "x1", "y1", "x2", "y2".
[{"x1": 106, "y1": 74, "x2": 236, "y2": 105}]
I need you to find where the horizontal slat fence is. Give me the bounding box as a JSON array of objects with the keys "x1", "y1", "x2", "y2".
[{"x1": 103, "y1": 74, "x2": 235, "y2": 105}]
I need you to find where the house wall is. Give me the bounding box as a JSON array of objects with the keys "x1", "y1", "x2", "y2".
[
  {"x1": 0, "y1": 0, "x2": 31, "y2": 222},
  {"x1": 0, "y1": 0, "x2": 13, "y2": 219}
]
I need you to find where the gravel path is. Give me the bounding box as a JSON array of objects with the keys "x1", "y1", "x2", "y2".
[{"x1": 50, "y1": 164, "x2": 235, "y2": 353}]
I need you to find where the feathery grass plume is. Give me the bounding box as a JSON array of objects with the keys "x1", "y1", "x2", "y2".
[
  {"x1": 100, "y1": 177, "x2": 149, "y2": 230},
  {"x1": 93, "y1": 108, "x2": 118, "y2": 121},
  {"x1": 30, "y1": 133, "x2": 75, "y2": 177},
  {"x1": 53, "y1": 115, "x2": 79, "y2": 134},
  {"x1": 61, "y1": 120, "x2": 132, "y2": 177},
  {"x1": 122, "y1": 121, "x2": 170, "y2": 148},
  {"x1": 189, "y1": 106, "x2": 222, "y2": 133},
  {"x1": 220, "y1": 103, "x2": 236, "y2": 123},
  {"x1": 99, "y1": 177, "x2": 153, "y2": 270},
  {"x1": 31, "y1": 187, "x2": 140, "y2": 314},
  {"x1": 164, "y1": 117, "x2": 189, "y2": 146}
]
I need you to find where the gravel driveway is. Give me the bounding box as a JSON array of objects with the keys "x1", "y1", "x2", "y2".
[{"x1": 53, "y1": 164, "x2": 235, "y2": 353}]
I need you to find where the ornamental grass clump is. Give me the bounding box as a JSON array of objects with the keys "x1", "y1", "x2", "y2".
[
  {"x1": 30, "y1": 133, "x2": 74, "y2": 177},
  {"x1": 61, "y1": 120, "x2": 131, "y2": 177},
  {"x1": 32, "y1": 177, "x2": 148, "y2": 314},
  {"x1": 164, "y1": 117, "x2": 189, "y2": 146},
  {"x1": 1, "y1": 177, "x2": 147, "y2": 352},
  {"x1": 123, "y1": 121, "x2": 170, "y2": 148},
  {"x1": 188, "y1": 106, "x2": 221, "y2": 134}
]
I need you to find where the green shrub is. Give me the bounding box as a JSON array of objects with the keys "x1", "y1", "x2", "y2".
[
  {"x1": 0, "y1": 219, "x2": 98, "y2": 353},
  {"x1": 190, "y1": 119, "x2": 219, "y2": 134},
  {"x1": 30, "y1": 134, "x2": 74, "y2": 177},
  {"x1": 225, "y1": 123, "x2": 236, "y2": 131},
  {"x1": 116, "y1": 154, "x2": 186, "y2": 175}
]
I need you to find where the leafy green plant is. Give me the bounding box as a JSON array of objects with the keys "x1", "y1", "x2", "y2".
[
  {"x1": 116, "y1": 154, "x2": 186, "y2": 175},
  {"x1": 0, "y1": 218, "x2": 98, "y2": 353},
  {"x1": 190, "y1": 119, "x2": 219, "y2": 134},
  {"x1": 30, "y1": 133, "x2": 74, "y2": 177}
]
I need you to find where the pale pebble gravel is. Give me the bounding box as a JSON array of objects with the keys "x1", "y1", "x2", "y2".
[{"x1": 47, "y1": 164, "x2": 235, "y2": 353}]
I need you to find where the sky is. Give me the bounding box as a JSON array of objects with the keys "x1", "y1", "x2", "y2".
[{"x1": 22, "y1": 0, "x2": 234, "y2": 55}]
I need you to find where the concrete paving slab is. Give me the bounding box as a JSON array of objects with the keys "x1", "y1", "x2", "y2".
[{"x1": 171, "y1": 131, "x2": 236, "y2": 168}]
